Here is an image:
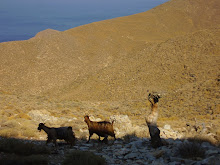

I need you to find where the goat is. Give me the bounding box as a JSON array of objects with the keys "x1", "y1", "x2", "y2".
[
  {"x1": 145, "y1": 93, "x2": 162, "y2": 148},
  {"x1": 38, "y1": 123, "x2": 75, "y2": 146},
  {"x1": 84, "y1": 116, "x2": 116, "y2": 143},
  {"x1": 145, "y1": 93, "x2": 161, "y2": 125}
]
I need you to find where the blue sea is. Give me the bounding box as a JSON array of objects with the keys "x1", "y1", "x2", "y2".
[{"x1": 0, "y1": 0, "x2": 169, "y2": 42}]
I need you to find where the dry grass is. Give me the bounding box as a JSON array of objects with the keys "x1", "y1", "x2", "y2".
[
  {"x1": 187, "y1": 135, "x2": 218, "y2": 146},
  {"x1": 0, "y1": 155, "x2": 48, "y2": 165},
  {"x1": 177, "y1": 141, "x2": 206, "y2": 160},
  {"x1": 0, "y1": 137, "x2": 50, "y2": 155},
  {"x1": 62, "y1": 150, "x2": 106, "y2": 165},
  {"x1": 122, "y1": 132, "x2": 138, "y2": 143}
]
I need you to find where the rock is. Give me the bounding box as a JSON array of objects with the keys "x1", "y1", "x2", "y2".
[
  {"x1": 82, "y1": 143, "x2": 93, "y2": 147},
  {"x1": 102, "y1": 155, "x2": 114, "y2": 163},
  {"x1": 130, "y1": 140, "x2": 144, "y2": 148},
  {"x1": 135, "y1": 159, "x2": 145, "y2": 164},
  {"x1": 79, "y1": 146, "x2": 89, "y2": 151},
  {"x1": 151, "y1": 160, "x2": 166, "y2": 165},
  {"x1": 202, "y1": 155, "x2": 220, "y2": 165},
  {"x1": 114, "y1": 139, "x2": 124, "y2": 145},
  {"x1": 28, "y1": 110, "x2": 57, "y2": 122},
  {"x1": 113, "y1": 144, "x2": 123, "y2": 149},
  {"x1": 115, "y1": 148, "x2": 130, "y2": 156},
  {"x1": 110, "y1": 115, "x2": 133, "y2": 137},
  {"x1": 139, "y1": 148, "x2": 148, "y2": 153},
  {"x1": 131, "y1": 145, "x2": 138, "y2": 152},
  {"x1": 166, "y1": 138, "x2": 175, "y2": 145},
  {"x1": 152, "y1": 150, "x2": 165, "y2": 159},
  {"x1": 163, "y1": 124, "x2": 171, "y2": 130},
  {"x1": 206, "y1": 149, "x2": 219, "y2": 156},
  {"x1": 201, "y1": 142, "x2": 213, "y2": 148},
  {"x1": 124, "y1": 152, "x2": 140, "y2": 159},
  {"x1": 169, "y1": 157, "x2": 197, "y2": 164},
  {"x1": 168, "y1": 162, "x2": 181, "y2": 165}
]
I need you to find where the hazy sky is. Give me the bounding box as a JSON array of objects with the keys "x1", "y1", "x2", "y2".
[{"x1": 0, "y1": 0, "x2": 169, "y2": 42}]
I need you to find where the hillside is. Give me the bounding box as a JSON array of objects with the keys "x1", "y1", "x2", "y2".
[{"x1": 0, "y1": 0, "x2": 219, "y2": 99}]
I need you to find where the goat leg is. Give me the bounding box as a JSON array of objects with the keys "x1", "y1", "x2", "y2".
[
  {"x1": 46, "y1": 137, "x2": 52, "y2": 145},
  {"x1": 87, "y1": 133, "x2": 93, "y2": 143},
  {"x1": 113, "y1": 135, "x2": 116, "y2": 141},
  {"x1": 53, "y1": 139, "x2": 57, "y2": 147},
  {"x1": 102, "y1": 135, "x2": 108, "y2": 144}
]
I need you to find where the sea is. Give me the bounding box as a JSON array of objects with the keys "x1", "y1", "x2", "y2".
[{"x1": 0, "y1": 0, "x2": 169, "y2": 42}]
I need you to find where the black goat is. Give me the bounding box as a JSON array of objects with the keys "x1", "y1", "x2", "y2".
[{"x1": 38, "y1": 123, "x2": 75, "y2": 146}]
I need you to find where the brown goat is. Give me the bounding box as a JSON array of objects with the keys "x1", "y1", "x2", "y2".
[
  {"x1": 84, "y1": 116, "x2": 116, "y2": 143},
  {"x1": 38, "y1": 123, "x2": 75, "y2": 146}
]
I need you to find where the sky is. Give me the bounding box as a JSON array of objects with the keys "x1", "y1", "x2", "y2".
[{"x1": 0, "y1": 0, "x2": 169, "y2": 42}]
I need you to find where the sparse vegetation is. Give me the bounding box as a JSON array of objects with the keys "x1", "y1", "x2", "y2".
[
  {"x1": 122, "y1": 132, "x2": 137, "y2": 143},
  {"x1": 62, "y1": 150, "x2": 106, "y2": 165},
  {"x1": 0, "y1": 155, "x2": 48, "y2": 165},
  {"x1": 0, "y1": 137, "x2": 50, "y2": 155},
  {"x1": 187, "y1": 135, "x2": 217, "y2": 146},
  {"x1": 0, "y1": 137, "x2": 49, "y2": 165},
  {"x1": 177, "y1": 141, "x2": 206, "y2": 160}
]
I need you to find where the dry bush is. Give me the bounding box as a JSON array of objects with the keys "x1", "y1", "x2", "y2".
[
  {"x1": 188, "y1": 135, "x2": 218, "y2": 146},
  {"x1": 8, "y1": 113, "x2": 31, "y2": 120},
  {"x1": 0, "y1": 155, "x2": 48, "y2": 165},
  {"x1": 0, "y1": 129, "x2": 19, "y2": 138},
  {"x1": 0, "y1": 137, "x2": 50, "y2": 155},
  {"x1": 177, "y1": 141, "x2": 205, "y2": 160},
  {"x1": 62, "y1": 150, "x2": 106, "y2": 165},
  {"x1": 21, "y1": 128, "x2": 37, "y2": 138},
  {"x1": 1, "y1": 120, "x2": 19, "y2": 128},
  {"x1": 122, "y1": 132, "x2": 138, "y2": 143},
  {"x1": 0, "y1": 118, "x2": 37, "y2": 138}
]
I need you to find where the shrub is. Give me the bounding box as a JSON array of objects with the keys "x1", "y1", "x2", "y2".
[
  {"x1": 21, "y1": 129, "x2": 36, "y2": 138},
  {"x1": 8, "y1": 113, "x2": 31, "y2": 120},
  {"x1": 0, "y1": 155, "x2": 48, "y2": 165},
  {"x1": 177, "y1": 141, "x2": 205, "y2": 160},
  {"x1": 0, "y1": 138, "x2": 50, "y2": 156},
  {"x1": 122, "y1": 132, "x2": 137, "y2": 143},
  {"x1": 0, "y1": 129, "x2": 19, "y2": 138},
  {"x1": 62, "y1": 150, "x2": 106, "y2": 165},
  {"x1": 187, "y1": 135, "x2": 217, "y2": 146}
]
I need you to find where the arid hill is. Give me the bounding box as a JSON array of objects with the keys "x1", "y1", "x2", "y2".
[{"x1": 0, "y1": 0, "x2": 219, "y2": 122}]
